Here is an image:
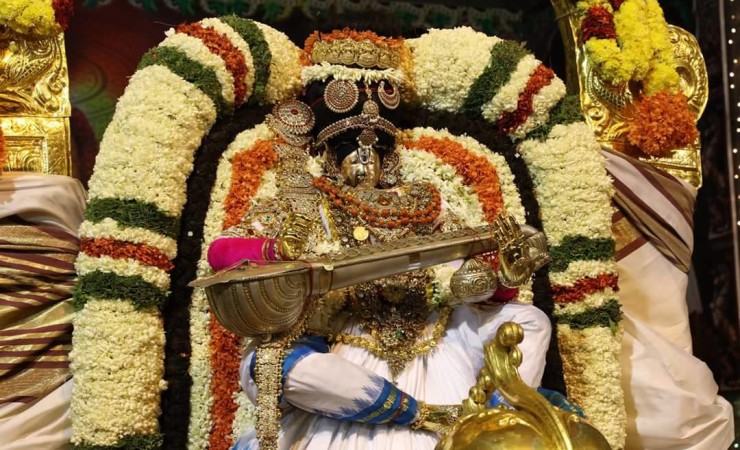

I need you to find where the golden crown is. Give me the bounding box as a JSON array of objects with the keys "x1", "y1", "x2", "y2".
[{"x1": 305, "y1": 30, "x2": 403, "y2": 69}]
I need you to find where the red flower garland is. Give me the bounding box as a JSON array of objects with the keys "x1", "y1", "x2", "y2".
[
  {"x1": 80, "y1": 238, "x2": 174, "y2": 272},
  {"x1": 497, "y1": 65, "x2": 556, "y2": 135},
  {"x1": 177, "y1": 22, "x2": 250, "y2": 106},
  {"x1": 51, "y1": 0, "x2": 74, "y2": 32},
  {"x1": 552, "y1": 273, "x2": 619, "y2": 304},
  {"x1": 581, "y1": 5, "x2": 618, "y2": 42}
]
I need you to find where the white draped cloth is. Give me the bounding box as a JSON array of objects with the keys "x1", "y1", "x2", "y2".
[
  {"x1": 604, "y1": 151, "x2": 735, "y2": 450},
  {"x1": 0, "y1": 172, "x2": 86, "y2": 450},
  {"x1": 234, "y1": 302, "x2": 552, "y2": 450}
]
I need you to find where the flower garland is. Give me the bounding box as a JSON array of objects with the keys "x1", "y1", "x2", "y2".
[
  {"x1": 407, "y1": 27, "x2": 501, "y2": 112},
  {"x1": 301, "y1": 63, "x2": 406, "y2": 87},
  {"x1": 0, "y1": 0, "x2": 73, "y2": 38},
  {"x1": 516, "y1": 122, "x2": 625, "y2": 447},
  {"x1": 577, "y1": 0, "x2": 698, "y2": 157},
  {"x1": 189, "y1": 124, "x2": 276, "y2": 450},
  {"x1": 407, "y1": 27, "x2": 625, "y2": 447},
  {"x1": 71, "y1": 17, "x2": 300, "y2": 450}
]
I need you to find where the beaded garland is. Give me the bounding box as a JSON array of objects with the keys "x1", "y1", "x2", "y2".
[{"x1": 312, "y1": 176, "x2": 442, "y2": 229}]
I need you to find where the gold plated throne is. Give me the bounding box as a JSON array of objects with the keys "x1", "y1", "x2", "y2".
[
  {"x1": 551, "y1": 0, "x2": 708, "y2": 187},
  {"x1": 0, "y1": 27, "x2": 71, "y2": 175}
]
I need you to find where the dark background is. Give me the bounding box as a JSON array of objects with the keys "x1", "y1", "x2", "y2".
[{"x1": 63, "y1": 0, "x2": 740, "y2": 439}]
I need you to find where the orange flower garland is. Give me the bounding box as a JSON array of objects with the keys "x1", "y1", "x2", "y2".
[
  {"x1": 627, "y1": 91, "x2": 699, "y2": 157},
  {"x1": 80, "y1": 238, "x2": 174, "y2": 272},
  {"x1": 403, "y1": 135, "x2": 506, "y2": 223},
  {"x1": 208, "y1": 317, "x2": 242, "y2": 450},
  {"x1": 223, "y1": 139, "x2": 279, "y2": 230},
  {"x1": 210, "y1": 137, "x2": 281, "y2": 450},
  {"x1": 552, "y1": 273, "x2": 619, "y2": 304}
]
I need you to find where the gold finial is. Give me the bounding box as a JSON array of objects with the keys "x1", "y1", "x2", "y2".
[{"x1": 436, "y1": 322, "x2": 612, "y2": 450}]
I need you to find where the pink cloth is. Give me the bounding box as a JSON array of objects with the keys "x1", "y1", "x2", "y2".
[{"x1": 208, "y1": 237, "x2": 278, "y2": 271}]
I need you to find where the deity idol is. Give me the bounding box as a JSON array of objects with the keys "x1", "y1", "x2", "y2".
[{"x1": 202, "y1": 30, "x2": 554, "y2": 450}]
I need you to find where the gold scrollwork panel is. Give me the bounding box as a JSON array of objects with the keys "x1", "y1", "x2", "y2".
[
  {"x1": 1, "y1": 117, "x2": 71, "y2": 175},
  {"x1": 0, "y1": 30, "x2": 71, "y2": 176}
]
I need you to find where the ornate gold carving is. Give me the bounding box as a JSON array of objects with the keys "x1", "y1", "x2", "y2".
[
  {"x1": 0, "y1": 31, "x2": 71, "y2": 175},
  {"x1": 450, "y1": 258, "x2": 498, "y2": 303},
  {"x1": 436, "y1": 322, "x2": 611, "y2": 450},
  {"x1": 310, "y1": 39, "x2": 401, "y2": 69},
  {"x1": 0, "y1": 116, "x2": 70, "y2": 174},
  {"x1": 551, "y1": 0, "x2": 708, "y2": 187}
]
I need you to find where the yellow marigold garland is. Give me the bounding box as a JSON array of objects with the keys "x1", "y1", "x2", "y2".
[
  {"x1": 0, "y1": 0, "x2": 73, "y2": 38},
  {"x1": 578, "y1": 0, "x2": 698, "y2": 157}
]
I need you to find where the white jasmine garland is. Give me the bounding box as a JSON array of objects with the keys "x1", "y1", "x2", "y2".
[
  {"x1": 301, "y1": 63, "x2": 406, "y2": 86},
  {"x1": 510, "y1": 76, "x2": 567, "y2": 140},
  {"x1": 75, "y1": 253, "x2": 171, "y2": 291},
  {"x1": 516, "y1": 122, "x2": 613, "y2": 246},
  {"x1": 200, "y1": 17, "x2": 257, "y2": 105},
  {"x1": 557, "y1": 324, "x2": 626, "y2": 449},
  {"x1": 398, "y1": 148, "x2": 486, "y2": 228},
  {"x1": 407, "y1": 27, "x2": 501, "y2": 112},
  {"x1": 549, "y1": 259, "x2": 618, "y2": 286},
  {"x1": 189, "y1": 124, "x2": 275, "y2": 449},
  {"x1": 79, "y1": 218, "x2": 178, "y2": 260},
  {"x1": 70, "y1": 300, "x2": 165, "y2": 446},
  {"x1": 160, "y1": 30, "x2": 236, "y2": 106},
  {"x1": 480, "y1": 55, "x2": 540, "y2": 122},
  {"x1": 231, "y1": 387, "x2": 257, "y2": 441},
  {"x1": 87, "y1": 65, "x2": 217, "y2": 217},
  {"x1": 254, "y1": 22, "x2": 302, "y2": 103}
]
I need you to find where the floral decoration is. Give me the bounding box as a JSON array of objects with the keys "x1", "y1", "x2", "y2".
[
  {"x1": 577, "y1": 0, "x2": 697, "y2": 156},
  {"x1": 70, "y1": 17, "x2": 299, "y2": 450},
  {"x1": 627, "y1": 91, "x2": 699, "y2": 157},
  {"x1": 73, "y1": 21, "x2": 627, "y2": 450},
  {"x1": 406, "y1": 26, "x2": 626, "y2": 446},
  {"x1": 0, "y1": 0, "x2": 73, "y2": 38}
]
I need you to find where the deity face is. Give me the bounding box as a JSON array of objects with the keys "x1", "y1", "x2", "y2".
[
  {"x1": 302, "y1": 77, "x2": 401, "y2": 188},
  {"x1": 340, "y1": 147, "x2": 381, "y2": 187}
]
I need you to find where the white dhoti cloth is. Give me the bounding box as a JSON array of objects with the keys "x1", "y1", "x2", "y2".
[{"x1": 235, "y1": 302, "x2": 551, "y2": 450}]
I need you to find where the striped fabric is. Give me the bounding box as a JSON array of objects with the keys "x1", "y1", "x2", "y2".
[
  {"x1": 0, "y1": 217, "x2": 77, "y2": 405},
  {"x1": 603, "y1": 148, "x2": 696, "y2": 273}
]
